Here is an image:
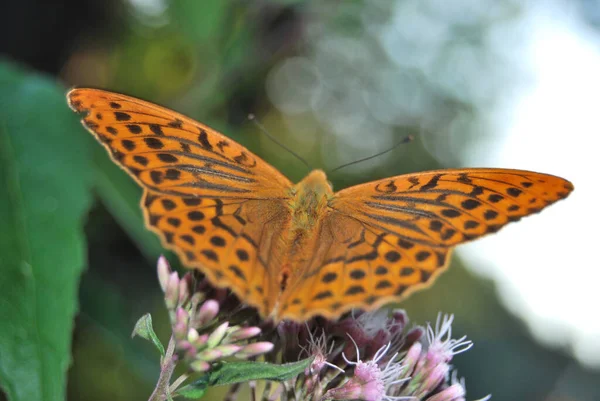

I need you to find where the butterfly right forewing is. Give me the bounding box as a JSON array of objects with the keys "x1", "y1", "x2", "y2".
[{"x1": 68, "y1": 88, "x2": 292, "y2": 199}]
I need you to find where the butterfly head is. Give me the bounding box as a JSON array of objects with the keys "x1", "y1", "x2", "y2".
[{"x1": 294, "y1": 169, "x2": 333, "y2": 196}]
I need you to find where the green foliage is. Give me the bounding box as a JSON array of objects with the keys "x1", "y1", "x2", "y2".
[
  {"x1": 207, "y1": 358, "x2": 313, "y2": 386},
  {"x1": 175, "y1": 358, "x2": 313, "y2": 399},
  {"x1": 132, "y1": 314, "x2": 165, "y2": 356},
  {"x1": 0, "y1": 61, "x2": 94, "y2": 401}
]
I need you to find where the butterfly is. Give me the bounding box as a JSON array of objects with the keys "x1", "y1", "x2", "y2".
[{"x1": 68, "y1": 88, "x2": 574, "y2": 322}]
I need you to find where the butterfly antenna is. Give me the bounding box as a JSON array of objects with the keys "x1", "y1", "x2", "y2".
[
  {"x1": 248, "y1": 114, "x2": 313, "y2": 170},
  {"x1": 329, "y1": 135, "x2": 414, "y2": 173}
]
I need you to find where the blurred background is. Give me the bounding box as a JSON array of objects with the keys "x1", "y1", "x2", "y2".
[{"x1": 0, "y1": 0, "x2": 598, "y2": 400}]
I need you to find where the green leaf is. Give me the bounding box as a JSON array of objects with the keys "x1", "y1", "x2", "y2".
[
  {"x1": 208, "y1": 358, "x2": 313, "y2": 387},
  {"x1": 131, "y1": 314, "x2": 165, "y2": 356},
  {"x1": 0, "y1": 61, "x2": 94, "y2": 401},
  {"x1": 175, "y1": 375, "x2": 209, "y2": 399}
]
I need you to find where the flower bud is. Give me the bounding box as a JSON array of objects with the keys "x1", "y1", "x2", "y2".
[
  {"x1": 190, "y1": 360, "x2": 211, "y2": 372},
  {"x1": 403, "y1": 341, "x2": 423, "y2": 377},
  {"x1": 157, "y1": 256, "x2": 171, "y2": 292},
  {"x1": 215, "y1": 344, "x2": 243, "y2": 357},
  {"x1": 178, "y1": 273, "x2": 193, "y2": 306},
  {"x1": 190, "y1": 293, "x2": 204, "y2": 310},
  {"x1": 426, "y1": 383, "x2": 466, "y2": 401},
  {"x1": 191, "y1": 333, "x2": 209, "y2": 349},
  {"x1": 207, "y1": 322, "x2": 229, "y2": 348},
  {"x1": 187, "y1": 328, "x2": 199, "y2": 343},
  {"x1": 195, "y1": 300, "x2": 220, "y2": 328},
  {"x1": 325, "y1": 381, "x2": 362, "y2": 401},
  {"x1": 165, "y1": 272, "x2": 180, "y2": 310},
  {"x1": 236, "y1": 342, "x2": 274, "y2": 359},
  {"x1": 177, "y1": 340, "x2": 197, "y2": 359},
  {"x1": 226, "y1": 326, "x2": 261, "y2": 343},
  {"x1": 173, "y1": 308, "x2": 189, "y2": 339},
  {"x1": 198, "y1": 348, "x2": 223, "y2": 362},
  {"x1": 420, "y1": 363, "x2": 450, "y2": 397}
]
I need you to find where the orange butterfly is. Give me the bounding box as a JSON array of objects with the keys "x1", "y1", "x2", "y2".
[{"x1": 68, "y1": 88, "x2": 573, "y2": 322}]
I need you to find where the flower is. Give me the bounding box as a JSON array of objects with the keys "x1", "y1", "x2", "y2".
[
  {"x1": 141, "y1": 256, "x2": 489, "y2": 401},
  {"x1": 327, "y1": 309, "x2": 423, "y2": 365},
  {"x1": 155, "y1": 257, "x2": 273, "y2": 372},
  {"x1": 383, "y1": 313, "x2": 482, "y2": 401},
  {"x1": 324, "y1": 340, "x2": 409, "y2": 401}
]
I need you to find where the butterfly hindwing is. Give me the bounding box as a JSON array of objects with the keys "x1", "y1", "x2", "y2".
[
  {"x1": 277, "y1": 210, "x2": 450, "y2": 321},
  {"x1": 143, "y1": 191, "x2": 291, "y2": 316}
]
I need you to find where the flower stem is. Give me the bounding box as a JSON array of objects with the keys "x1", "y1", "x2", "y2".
[
  {"x1": 169, "y1": 373, "x2": 189, "y2": 394},
  {"x1": 148, "y1": 335, "x2": 178, "y2": 401}
]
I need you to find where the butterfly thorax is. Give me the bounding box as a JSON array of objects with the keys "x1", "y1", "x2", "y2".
[
  {"x1": 289, "y1": 170, "x2": 333, "y2": 231},
  {"x1": 277, "y1": 170, "x2": 333, "y2": 291}
]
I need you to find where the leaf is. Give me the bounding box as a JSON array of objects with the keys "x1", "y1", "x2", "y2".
[
  {"x1": 0, "y1": 61, "x2": 94, "y2": 401},
  {"x1": 174, "y1": 375, "x2": 209, "y2": 400},
  {"x1": 173, "y1": 359, "x2": 313, "y2": 401},
  {"x1": 131, "y1": 314, "x2": 165, "y2": 356},
  {"x1": 208, "y1": 358, "x2": 313, "y2": 386}
]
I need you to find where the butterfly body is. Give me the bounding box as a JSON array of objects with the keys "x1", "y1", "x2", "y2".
[
  {"x1": 268, "y1": 170, "x2": 333, "y2": 317},
  {"x1": 68, "y1": 88, "x2": 574, "y2": 322}
]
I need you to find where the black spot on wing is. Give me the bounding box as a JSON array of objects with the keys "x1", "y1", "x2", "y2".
[
  {"x1": 198, "y1": 129, "x2": 212, "y2": 150},
  {"x1": 149, "y1": 124, "x2": 164, "y2": 136},
  {"x1": 161, "y1": 199, "x2": 176, "y2": 211},
  {"x1": 421, "y1": 174, "x2": 442, "y2": 190},
  {"x1": 229, "y1": 265, "x2": 246, "y2": 281},
  {"x1": 126, "y1": 124, "x2": 142, "y2": 134},
  {"x1": 322, "y1": 272, "x2": 338, "y2": 283},
  {"x1": 145, "y1": 137, "x2": 164, "y2": 149},
  {"x1": 114, "y1": 112, "x2": 131, "y2": 121},
  {"x1": 168, "y1": 119, "x2": 183, "y2": 128},
  {"x1": 345, "y1": 286, "x2": 365, "y2": 295}
]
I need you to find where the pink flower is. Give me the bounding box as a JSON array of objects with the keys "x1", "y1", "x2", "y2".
[{"x1": 325, "y1": 339, "x2": 409, "y2": 401}]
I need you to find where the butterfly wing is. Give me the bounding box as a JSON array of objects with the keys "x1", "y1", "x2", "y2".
[
  {"x1": 277, "y1": 168, "x2": 573, "y2": 321},
  {"x1": 68, "y1": 88, "x2": 293, "y2": 316}
]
